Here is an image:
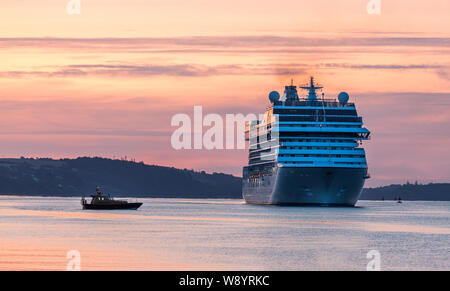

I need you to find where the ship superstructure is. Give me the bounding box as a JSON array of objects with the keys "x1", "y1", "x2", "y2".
[{"x1": 242, "y1": 77, "x2": 370, "y2": 206}]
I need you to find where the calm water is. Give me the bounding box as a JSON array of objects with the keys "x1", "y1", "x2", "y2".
[{"x1": 0, "y1": 196, "x2": 448, "y2": 271}]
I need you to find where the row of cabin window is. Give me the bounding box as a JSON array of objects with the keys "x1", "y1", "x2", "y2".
[
  {"x1": 278, "y1": 154, "x2": 365, "y2": 158},
  {"x1": 279, "y1": 161, "x2": 365, "y2": 165},
  {"x1": 273, "y1": 109, "x2": 357, "y2": 116},
  {"x1": 281, "y1": 146, "x2": 355, "y2": 150},
  {"x1": 279, "y1": 124, "x2": 361, "y2": 128},
  {"x1": 281, "y1": 138, "x2": 356, "y2": 143}
]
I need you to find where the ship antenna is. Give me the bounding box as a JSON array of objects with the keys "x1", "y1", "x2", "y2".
[
  {"x1": 300, "y1": 76, "x2": 323, "y2": 101},
  {"x1": 321, "y1": 92, "x2": 326, "y2": 123}
]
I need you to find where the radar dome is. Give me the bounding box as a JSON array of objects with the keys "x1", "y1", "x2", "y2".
[
  {"x1": 269, "y1": 91, "x2": 280, "y2": 103},
  {"x1": 338, "y1": 92, "x2": 349, "y2": 105}
]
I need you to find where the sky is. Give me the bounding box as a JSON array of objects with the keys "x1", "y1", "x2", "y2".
[{"x1": 0, "y1": 0, "x2": 449, "y2": 186}]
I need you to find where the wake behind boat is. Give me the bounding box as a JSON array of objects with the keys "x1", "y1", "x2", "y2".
[{"x1": 81, "y1": 187, "x2": 143, "y2": 210}]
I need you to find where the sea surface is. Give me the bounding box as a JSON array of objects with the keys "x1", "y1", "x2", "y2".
[{"x1": 0, "y1": 196, "x2": 448, "y2": 271}]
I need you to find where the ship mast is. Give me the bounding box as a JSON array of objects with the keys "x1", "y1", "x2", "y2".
[{"x1": 300, "y1": 76, "x2": 323, "y2": 101}]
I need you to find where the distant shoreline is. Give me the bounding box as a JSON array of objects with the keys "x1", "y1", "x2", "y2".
[
  {"x1": 0, "y1": 193, "x2": 448, "y2": 202},
  {"x1": 0, "y1": 157, "x2": 448, "y2": 201},
  {"x1": 0, "y1": 194, "x2": 242, "y2": 199}
]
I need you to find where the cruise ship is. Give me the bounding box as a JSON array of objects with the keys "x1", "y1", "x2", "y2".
[{"x1": 242, "y1": 77, "x2": 370, "y2": 206}]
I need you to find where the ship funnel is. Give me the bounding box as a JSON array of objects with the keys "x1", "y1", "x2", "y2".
[{"x1": 284, "y1": 79, "x2": 299, "y2": 102}]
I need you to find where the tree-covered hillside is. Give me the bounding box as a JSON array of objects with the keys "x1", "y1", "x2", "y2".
[{"x1": 0, "y1": 157, "x2": 242, "y2": 198}]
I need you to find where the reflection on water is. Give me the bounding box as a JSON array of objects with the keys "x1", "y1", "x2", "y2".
[{"x1": 0, "y1": 197, "x2": 449, "y2": 270}]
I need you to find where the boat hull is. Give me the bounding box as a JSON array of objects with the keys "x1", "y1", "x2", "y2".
[
  {"x1": 82, "y1": 203, "x2": 143, "y2": 210},
  {"x1": 242, "y1": 166, "x2": 367, "y2": 206}
]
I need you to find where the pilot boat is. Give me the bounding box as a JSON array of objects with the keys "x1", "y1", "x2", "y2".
[{"x1": 81, "y1": 187, "x2": 143, "y2": 210}]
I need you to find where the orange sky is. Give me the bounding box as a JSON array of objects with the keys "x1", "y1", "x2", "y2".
[{"x1": 0, "y1": 0, "x2": 449, "y2": 186}]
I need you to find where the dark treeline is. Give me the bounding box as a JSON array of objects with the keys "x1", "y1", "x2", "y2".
[
  {"x1": 0, "y1": 157, "x2": 242, "y2": 198},
  {"x1": 0, "y1": 157, "x2": 448, "y2": 200},
  {"x1": 360, "y1": 182, "x2": 450, "y2": 201}
]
